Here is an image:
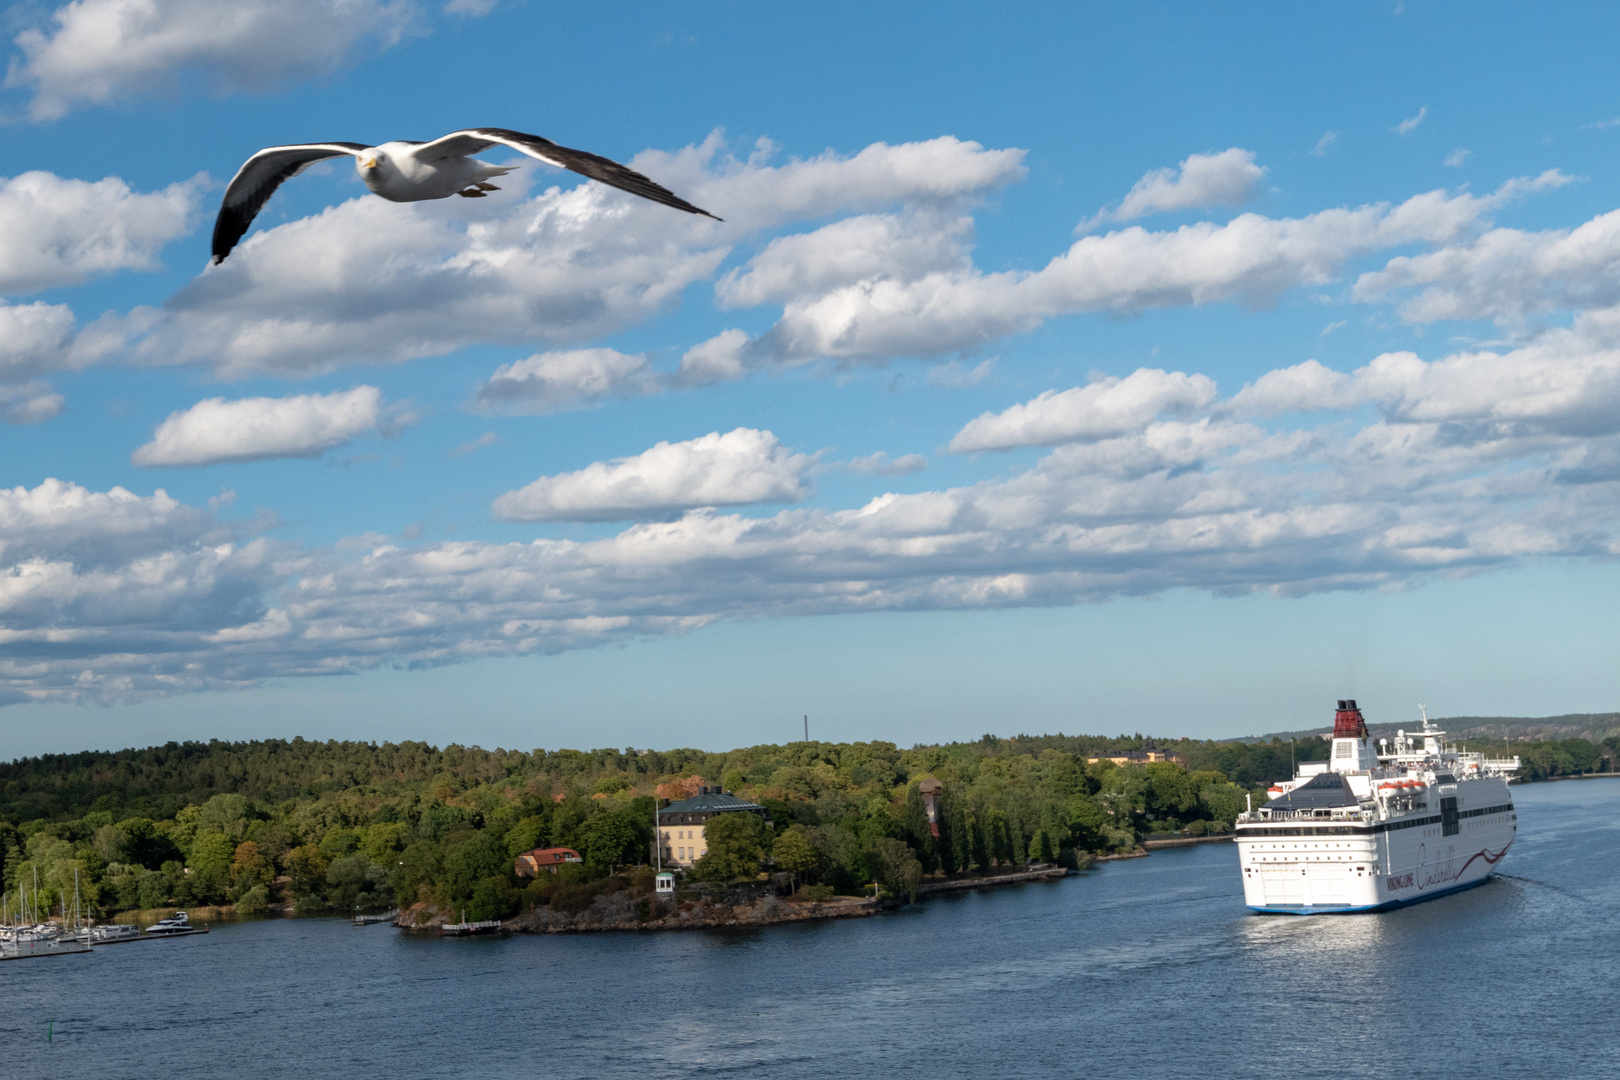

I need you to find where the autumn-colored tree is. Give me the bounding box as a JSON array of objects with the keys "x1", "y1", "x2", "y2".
[{"x1": 230, "y1": 840, "x2": 273, "y2": 896}]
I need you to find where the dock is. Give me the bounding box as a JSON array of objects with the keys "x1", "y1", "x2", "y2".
[
  {"x1": 440, "y1": 919, "x2": 506, "y2": 936},
  {"x1": 353, "y1": 908, "x2": 399, "y2": 926}
]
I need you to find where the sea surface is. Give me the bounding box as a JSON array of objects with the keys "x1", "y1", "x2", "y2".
[{"x1": 6, "y1": 779, "x2": 1617, "y2": 1079}]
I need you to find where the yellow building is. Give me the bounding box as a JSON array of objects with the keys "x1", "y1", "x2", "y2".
[
  {"x1": 1085, "y1": 748, "x2": 1184, "y2": 766},
  {"x1": 657, "y1": 787, "x2": 772, "y2": 869}
]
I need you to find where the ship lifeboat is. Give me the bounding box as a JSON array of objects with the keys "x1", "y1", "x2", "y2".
[{"x1": 1267, "y1": 785, "x2": 1285, "y2": 798}]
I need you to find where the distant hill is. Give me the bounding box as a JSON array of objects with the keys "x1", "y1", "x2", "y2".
[{"x1": 1251, "y1": 713, "x2": 1620, "y2": 744}]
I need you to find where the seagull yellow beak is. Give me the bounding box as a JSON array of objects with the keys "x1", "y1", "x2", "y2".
[{"x1": 362, "y1": 158, "x2": 378, "y2": 170}]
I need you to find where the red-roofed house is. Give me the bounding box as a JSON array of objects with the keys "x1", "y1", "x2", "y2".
[{"x1": 515, "y1": 847, "x2": 583, "y2": 877}]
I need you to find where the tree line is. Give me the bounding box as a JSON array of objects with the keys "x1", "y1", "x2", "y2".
[{"x1": 0, "y1": 731, "x2": 1605, "y2": 922}]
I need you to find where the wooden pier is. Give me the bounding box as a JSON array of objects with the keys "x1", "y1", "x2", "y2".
[
  {"x1": 353, "y1": 908, "x2": 399, "y2": 926},
  {"x1": 440, "y1": 919, "x2": 506, "y2": 936}
]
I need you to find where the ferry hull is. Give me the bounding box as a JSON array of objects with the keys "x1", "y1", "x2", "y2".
[{"x1": 1247, "y1": 873, "x2": 1494, "y2": 915}]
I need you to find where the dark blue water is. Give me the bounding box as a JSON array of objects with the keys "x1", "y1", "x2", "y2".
[{"x1": 7, "y1": 780, "x2": 1616, "y2": 1079}]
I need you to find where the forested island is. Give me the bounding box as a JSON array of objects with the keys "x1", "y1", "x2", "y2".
[{"x1": 1, "y1": 727, "x2": 1613, "y2": 928}]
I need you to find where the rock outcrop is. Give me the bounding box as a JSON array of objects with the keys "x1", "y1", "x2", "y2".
[{"x1": 506, "y1": 891, "x2": 878, "y2": 933}]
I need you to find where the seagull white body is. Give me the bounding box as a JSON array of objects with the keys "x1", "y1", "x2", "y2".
[
  {"x1": 356, "y1": 141, "x2": 515, "y2": 202},
  {"x1": 211, "y1": 127, "x2": 719, "y2": 264}
]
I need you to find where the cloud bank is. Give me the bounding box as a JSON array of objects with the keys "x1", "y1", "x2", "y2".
[{"x1": 9, "y1": 306, "x2": 1620, "y2": 703}]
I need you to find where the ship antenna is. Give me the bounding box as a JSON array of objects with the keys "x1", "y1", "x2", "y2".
[{"x1": 1418, "y1": 703, "x2": 1428, "y2": 724}]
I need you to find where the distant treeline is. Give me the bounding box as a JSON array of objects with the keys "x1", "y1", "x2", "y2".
[
  {"x1": 0, "y1": 730, "x2": 1608, "y2": 924},
  {"x1": 0, "y1": 734, "x2": 1323, "y2": 824}
]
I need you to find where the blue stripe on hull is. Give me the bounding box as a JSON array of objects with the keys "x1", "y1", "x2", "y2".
[{"x1": 1247, "y1": 874, "x2": 1493, "y2": 915}]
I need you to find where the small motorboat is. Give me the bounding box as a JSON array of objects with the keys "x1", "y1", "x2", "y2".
[{"x1": 144, "y1": 911, "x2": 207, "y2": 936}]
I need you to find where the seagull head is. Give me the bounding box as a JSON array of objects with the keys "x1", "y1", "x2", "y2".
[{"x1": 358, "y1": 152, "x2": 380, "y2": 172}]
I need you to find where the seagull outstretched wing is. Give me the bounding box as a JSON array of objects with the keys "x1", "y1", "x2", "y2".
[
  {"x1": 212, "y1": 143, "x2": 369, "y2": 264},
  {"x1": 411, "y1": 128, "x2": 721, "y2": 220}
]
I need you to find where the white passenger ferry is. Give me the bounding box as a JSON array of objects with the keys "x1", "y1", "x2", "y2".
[{"x1": 1236, "y1": 700, "x2": 1519, "y2": 913}]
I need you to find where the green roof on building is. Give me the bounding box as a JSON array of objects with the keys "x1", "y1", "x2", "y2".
[{"x1": 660, "y1": 791, "x2": 766, "y2": 815}]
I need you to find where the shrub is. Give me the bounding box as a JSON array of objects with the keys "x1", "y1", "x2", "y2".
[
  {"x1": 466, "y1": 875, "x2": 519, "y2": 921},
  {"x1": 235, "y1": 885, "x2": 270, "y2": 915}
]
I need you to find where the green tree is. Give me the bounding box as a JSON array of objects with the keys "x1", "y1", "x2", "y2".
[
  {"x1": 964, "y1": 810, "x2": 989, "y2": 872},
  {"x1": 442, "y1": 829, "x2": 510, "y2": 901},
  {"x1": 864, "y1": 837, "x2": 924, "y2": 903},
  {"x1": 773, "y1": 825, "x2": 819, "y2": 891},
  {"x1": 502, "y1": 815, "x2": 548, "y2": 858},
  {"x1": 188, "y1": 832, "x2": 235, "y2": 903},
  {"x1": 812, "y1": 824, "x2": 865, "y2": 893},
  {"x1": 1199, "y1": 782, "x2": 1246, "y2": 829},
  {"x1": 580, "y1": 811, "x2": 639, "y2": 870},
  {"x1": 284, "y1": 844, "x2": 331, "y2": 898},
  {"x1": 692, "y1": 812, "x2": 770, "y2": 882},
  {"x1": 117, "y1": 818, "x2": 181, "y2": 869},
  {"x1": 392, "y1": 839, "x2": 443, "y2": 905},
  {"x1": 466, "y1": 875, "x2": 518, "y2": 921},
  {"x1": 327, "y1": 854, "x2": 391, "y2": 910},
  {"x1": 1065, "y1": 794, "x2": 1107, "y2": 852},
  {"x1": 198, "y1": 793, "x2": 252, "y2": 839},
  {"x1": 985, "y1": 808, "x2": 1015, "y2": 867},
  {"x1": 903, "y1": 785, "x2": 940, "y2": 873},
  {"x1": 137, "y1": 868, "x2": 170, "y2": 909}
]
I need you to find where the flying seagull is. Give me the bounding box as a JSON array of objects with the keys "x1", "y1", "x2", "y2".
[{"x1": 211, "y1": 127, "x2": 720, "y2": 264}]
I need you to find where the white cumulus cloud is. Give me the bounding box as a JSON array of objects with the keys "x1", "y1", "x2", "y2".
[
  {"x1": 1086, "y1": 148, "x2": 1267, "y2": 228},
  {"x1": 1225, "y1": 359, "x2": 1359, "y2": 416},
  {"x1": 0, "y1": 172, "x2": 200, "y2": 294},
  {"x1": 717, "y1": 209, "x2": 972, "y2": 308},
  {"x1": 1229, "y1": 314, "x2": 1620, "y2": 439},
  {"x1": 492, "y1": 428, "x2": 813, "y2": 522},
  {"x1": 0, "y1": 381, "x2": 63, "y2": 424},
  {"x1": 132, "y1": 386, "x2": 396, "y2": 467},
  {"x1": 473, "y1": 348, "x2": 660, "y2": 414},
  {"x1": 845, "y1": 451, "x2": 927, "y2": 476},
  {"x1": 1356, "y1": 200, "x2": 1620, "y2": 325},
  {"x1": 949, "y1": 369, "x2": 1219, "y2": 453},
  {"x1": 6, "y1": 0, "x2": 418, "y2": 120}
]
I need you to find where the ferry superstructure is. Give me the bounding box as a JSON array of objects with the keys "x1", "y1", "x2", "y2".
[{"x1": 1235, "y1": 701, "x2": 1520, "y2": 914}]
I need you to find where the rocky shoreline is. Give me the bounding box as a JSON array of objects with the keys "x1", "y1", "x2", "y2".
[
  {"x1": 917, "y1": 866, "x2": 1071, "y2": 894},
  {"x1": 394, "y1": 865, "x2": 1076, "y2": 934},
  {"x1": 394, "y1": 891, "x2": 880, "y2": 933}
]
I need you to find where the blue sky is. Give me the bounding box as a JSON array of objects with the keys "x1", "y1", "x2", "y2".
[{"x1": 2, "y1": 1, "x2": 1618, "y2": 756}]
